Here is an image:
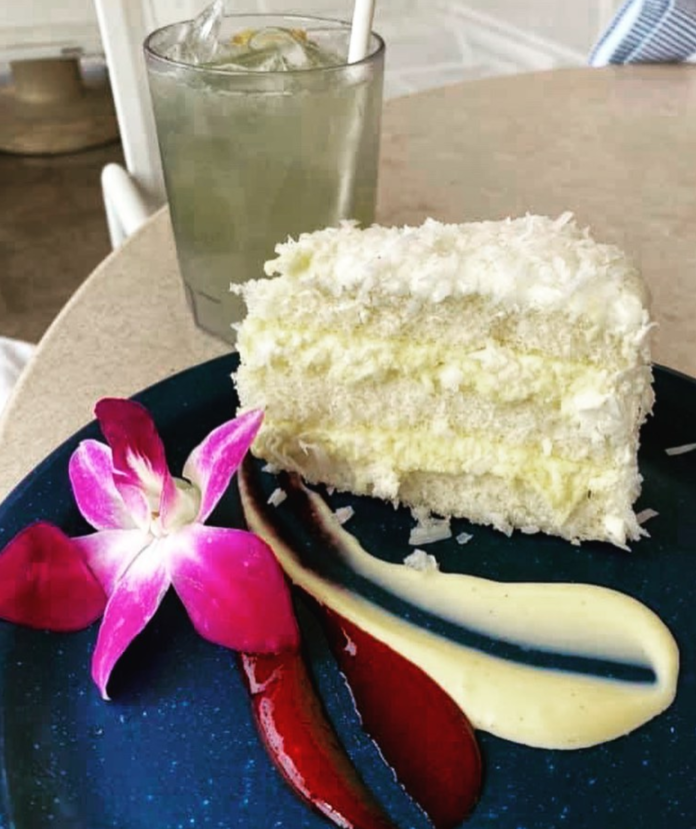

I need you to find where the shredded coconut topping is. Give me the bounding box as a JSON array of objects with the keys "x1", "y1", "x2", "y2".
[{"x1": 263, "y1": 215, "x2": 649, "y2": 335}]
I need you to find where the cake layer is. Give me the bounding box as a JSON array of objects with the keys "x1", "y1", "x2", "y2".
[
  {"x1": 253, "y1": 419, "x2": 614, "y2": 508},
  {"x1": 236, "y1": 324, "x2": 653, "y2": 462},
  {"x1": 239, "y1": 285, "x2": 651, "y2": 367},
  {"x1": 263, "y1": 216, "x2": 649, "y2": 334},
  {"x1": 240, "y1": 215, "x2": 653, "y2": 367},
  {"x1": 398, "y1": 471, "x2": 641, "y2": 547},
  {"x1": 238, "y1": 321, "x2": 627, "y2": 397},
  {"x1": 251, "y1": 422, "x2": 641, "y2": 546},
  {"x1": 237, "y1": 370, "x2": 645, "y2": 464}
]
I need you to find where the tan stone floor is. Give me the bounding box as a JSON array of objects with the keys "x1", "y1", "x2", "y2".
[{"x1": 0, "y1": 140, "x2": 125, "y2": 344}]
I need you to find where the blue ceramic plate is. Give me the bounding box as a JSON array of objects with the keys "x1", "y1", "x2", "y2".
[{"x1": 0, "y1": 354, "x2": 695, "y2": 829}]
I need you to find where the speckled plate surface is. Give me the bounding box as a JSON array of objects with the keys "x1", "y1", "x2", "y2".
[{"x1": 0, "y1": 354, "x2": 695, "y2": 829}]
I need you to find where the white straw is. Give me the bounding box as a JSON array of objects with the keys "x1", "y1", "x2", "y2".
[
  {"x1": 348, "y1": 0, "x2": 376, "y2": 63},
  {"x1": 338, "y1": 0, "x2": 377, "y2": 217}
]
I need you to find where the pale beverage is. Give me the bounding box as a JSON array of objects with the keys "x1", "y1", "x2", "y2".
[{"x1": 145, "y1": 13, "x2": 385, "y2": 343}]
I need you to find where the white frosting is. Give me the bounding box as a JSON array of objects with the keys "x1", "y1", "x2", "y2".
[{"x1": 264, "y1": 214, "x2": 650, "y2": 335}]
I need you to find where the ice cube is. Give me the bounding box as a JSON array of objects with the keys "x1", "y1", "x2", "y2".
[
  {"x1": 206, "y1": 26, "x2": 343, "y2": 72},
  {"x1": 165, "y1": 0, "x2": 224, "y2": 65}
]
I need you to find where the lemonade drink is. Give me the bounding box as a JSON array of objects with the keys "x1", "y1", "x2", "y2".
[{"x1": 145, "y1": 16, "x2": 385, "y2": 343}]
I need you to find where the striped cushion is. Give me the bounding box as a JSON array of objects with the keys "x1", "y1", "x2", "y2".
[{"x1": 591, "y1": 0, "x2": 696, "y2": 65}]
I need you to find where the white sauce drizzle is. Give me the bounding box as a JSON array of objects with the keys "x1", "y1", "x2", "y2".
[{"x1": 239, "y1": 474, "x2": 679, "y2": 751}]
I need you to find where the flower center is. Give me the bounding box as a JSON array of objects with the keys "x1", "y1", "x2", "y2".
[{"x1": 148, "y1": 478, "x2": 201, "y2": 538}]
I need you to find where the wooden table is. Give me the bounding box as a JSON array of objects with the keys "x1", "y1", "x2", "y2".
[{"x1": 2, "y1": 65, "x2": 696, "y2": 500}]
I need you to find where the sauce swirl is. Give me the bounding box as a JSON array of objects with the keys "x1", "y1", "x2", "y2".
[{"x1": 239, "y1": 466, "x2": 679, "y2": 750}]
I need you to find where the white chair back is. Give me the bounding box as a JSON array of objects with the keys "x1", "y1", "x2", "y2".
[{"x1": 92, "y1": 0, "x2": 202, "y2": 246}]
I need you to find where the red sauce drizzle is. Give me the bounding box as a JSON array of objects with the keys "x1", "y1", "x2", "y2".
[
  {"x1": 240, "y1": 649, "x2": 398, "y2": 829},
  {"x1": 239, "y1": 465, "x2": 483, "y2": 826},
  {"x1": 317, "y1": 604, "x2": 484, "y2": 828}
]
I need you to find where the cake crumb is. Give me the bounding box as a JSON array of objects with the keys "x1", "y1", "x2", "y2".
[
  {"x1": 456, "y1": 532, "x2": 473, "y2": 545},
  {"x1": 334, "y1": 506, "x2": 355, "y2": 525},
  {"x1": 403, "y1": 549, "x2": 440, "y2": 572},
  {"x1": 267, "y1": 488, "x2": 287, "y2": 507},
  {"x1": 262, "y1": 462, "x2": 280, "y2": 474},
  {"x1": 665, "y1": 442, "x2": 696, "y2": 456}
]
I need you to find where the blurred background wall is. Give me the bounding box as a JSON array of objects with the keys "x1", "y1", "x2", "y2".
[{"x1": 1, "y1": 0, "x2": 624, "y2": 96}]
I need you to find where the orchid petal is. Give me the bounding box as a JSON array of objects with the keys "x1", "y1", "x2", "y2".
[
  {"x1": 0, "y1": 522, "x2": 105, "y2": 631},
  {"x1": 182, "y1": 409, "x2": 264, "y2": 524},
  {"x1": 168, "y1": 524, "x2": 299, "y2": 653},
  {"x1": 69, "y1": 440, "x2": 137, "y2": 531},
  {"x1": 73, "y1": 528, "x2": 151, "y2": 596},
  {"x1": 94, "y1": 398, "x2": 181, "y2": 527},
  {"x1": 91, "y1": 539, "x2": 170, "y2": 699}
]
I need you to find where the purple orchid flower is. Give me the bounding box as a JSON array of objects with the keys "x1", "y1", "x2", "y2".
[{"x1": 0, "y1": 399, "x2": 299, "y2": 699}]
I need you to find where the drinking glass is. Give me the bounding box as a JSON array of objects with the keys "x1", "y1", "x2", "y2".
[{"x1": 145, "y1": 14, "x2": 385, "y2": 343}]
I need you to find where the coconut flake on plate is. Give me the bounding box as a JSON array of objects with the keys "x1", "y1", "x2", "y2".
[
  {"x1": 636, "y1": 508, "x2": 659, "y2": 524},
  {"x1": 455, "y1": 531, "x2": 473, "y2": 545},
  {"x1": 403, "y1": 549, "x2": 440, "y2": 572},
  {"x1": 665, "y1": 442, "x2": 696, "y2": 456},
  {"x1": 267, "y1": 488, "x2": 287, "y2": 507},
  {"x1": 334, "y1": 506, "x2": 355, "y2": 525}
]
